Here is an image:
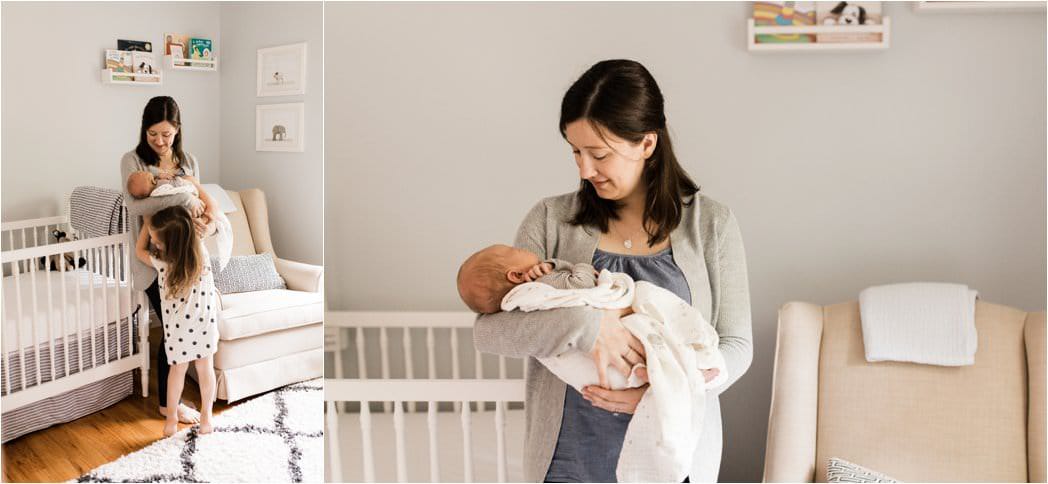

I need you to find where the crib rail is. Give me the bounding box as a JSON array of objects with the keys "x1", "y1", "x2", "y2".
[
  {"x1": 1, "y1": 218, "x2": 147, "y2": 412},
  {"x1": 326, "y1": 311, "x2": 526, "y2": 483}
]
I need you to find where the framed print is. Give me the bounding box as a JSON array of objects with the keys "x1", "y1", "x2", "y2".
[
  {"x1": 257, "y1": 42, "x2": 307, "y2": 96},
  {"x1": 256, "y1": 103, "x2": 305, "y2": 152}
]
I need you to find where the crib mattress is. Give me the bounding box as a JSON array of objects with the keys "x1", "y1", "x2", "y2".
[
  {"x1": 2, "y1": 269, "x2": 133, "y2": 352},
  {"x1": 333, "y1": 405, "x2": 526, "y2": 482}
]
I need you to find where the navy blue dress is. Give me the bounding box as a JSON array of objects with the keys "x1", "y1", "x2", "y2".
[{"x1": 544, "y1": 247, "x2": 691, "y2": 483}]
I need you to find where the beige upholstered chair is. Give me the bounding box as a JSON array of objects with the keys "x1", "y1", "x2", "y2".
[
  {"x1": 191, "y1": 188, "x2": 323, "y2": 402},
  {"x1": 764, "y1": 300, "x2": 1046, "y2": 483}
]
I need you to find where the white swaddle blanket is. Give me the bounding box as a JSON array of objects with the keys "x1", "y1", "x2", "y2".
[
  {"x1": 501, "y1": 270, "x2": 728, "y2": 483},
  {"x1": 150, "y1": 180, "x2": 234, "y2": 271}
]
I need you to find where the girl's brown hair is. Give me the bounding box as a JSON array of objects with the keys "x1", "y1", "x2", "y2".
[
  {"x1": 560, "y1": 59, "x2": 699, "y2": 248},
  {"x1": 149, "y1": 205, "x2": 202, "y2": 300}
]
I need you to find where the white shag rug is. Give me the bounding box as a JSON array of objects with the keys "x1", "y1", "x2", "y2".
[{"x1": 76, "y1": 379, "x2": 323, "y2": 483}]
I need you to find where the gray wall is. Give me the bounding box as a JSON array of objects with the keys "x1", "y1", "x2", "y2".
[
  {"x1": 218, "y1": 1, "x2": 324, "y2": 264},
  {"x1": 324, "y1": 2, "x2": 1046, "y2": 482},
  {"x1": 1, "y1": 2, "x2": 222, "y2": 220}
]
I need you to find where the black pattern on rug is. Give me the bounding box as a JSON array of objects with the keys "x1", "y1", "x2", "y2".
[{"x1": 77, "y1": 380, "x2": 322, "y2": 483}]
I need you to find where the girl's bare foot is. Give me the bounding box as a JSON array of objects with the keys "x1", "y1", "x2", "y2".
[
  {"x1": 199, "y1": 416, "x2": 213, "y2": 434},
  {"x1": 163, "y1": 418, "x2": 178, "y2": 437},
  {"x1": 158, "y1": 402, "x2": 201, "y2": 424}
]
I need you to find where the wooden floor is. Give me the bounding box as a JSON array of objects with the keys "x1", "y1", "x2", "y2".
[{"x1": 1, "y1": 325, "x2": 235, "y2": 483}]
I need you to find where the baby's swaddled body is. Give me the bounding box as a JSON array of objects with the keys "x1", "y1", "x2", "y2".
[{"x1": 500, "y1": 260, "x2": 728, "y2": 483}]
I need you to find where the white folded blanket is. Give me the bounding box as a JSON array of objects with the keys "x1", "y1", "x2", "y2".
[
  {"x1": 501, "y1": 270, "x2": 728, "y2": 482},
  {"x1": 859, "y1": 282, "x2": 978, "y2": 366}
]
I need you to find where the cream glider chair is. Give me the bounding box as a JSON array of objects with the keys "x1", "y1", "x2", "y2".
[
  {"x1": 764, "y1": 300, "x2": 1046, "y2": 483},
  {"x1": 193, "y1": 188, "x2": 323, "y2": 402}
]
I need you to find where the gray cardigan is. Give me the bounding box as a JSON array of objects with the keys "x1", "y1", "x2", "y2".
[
  {"x1": 120, "y1": 150, "x2": 201, "y2": 291},
  {"x1": 474, "y1": 191, "x2": 753, "y2": 482}
]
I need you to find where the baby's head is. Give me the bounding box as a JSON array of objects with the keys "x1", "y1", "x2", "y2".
[
  {"x1": 457, "y1": 244, "x2": 540, "y2": 314},
  {"x1": 127, "y1": 171, "x2": 157, "y2": 199}
]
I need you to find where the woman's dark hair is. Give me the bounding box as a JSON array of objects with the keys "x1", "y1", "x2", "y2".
[
  {"x1": 135, "y1": 96, "x2": 186, "y2": 167},
  {"x1": 560, "y1": 59, "x2": 699, "y2": 248}
]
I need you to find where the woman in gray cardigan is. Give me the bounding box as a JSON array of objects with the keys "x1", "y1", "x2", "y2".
[
  {"x1": 121, "y1": 96, "x2": 214, "y2": 424},
  {"x1": 474, "y1": 60, "x2": 753, "y2": 482}
]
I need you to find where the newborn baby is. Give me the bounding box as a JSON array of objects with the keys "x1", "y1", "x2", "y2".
[
  {"x1": 126, "y1": 170, "x2": 235, "y2": 272},
  {"x1": 126, "y1": 170, "x2": 198, "y2": 199},
  {"x1": 458, "y1": 244, "x2": 728, "y2": 482},
  {"x1": 458, "y1": 244, "x2": 645, "y2": 390}
]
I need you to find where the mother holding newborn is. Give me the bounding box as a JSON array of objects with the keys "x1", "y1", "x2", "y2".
[
  {"x1": 473, "y1": 60, "x2": 753, "y2": 482},
  {"x1": 120, "y1": 96, "x2": 216, "y2": 425}
]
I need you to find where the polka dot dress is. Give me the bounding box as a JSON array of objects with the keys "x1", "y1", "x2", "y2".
[{"x1": 150, "y1": 249, "x2": 220, "y2": 365}]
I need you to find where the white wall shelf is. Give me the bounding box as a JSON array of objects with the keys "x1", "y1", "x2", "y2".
[
  {"x1": 165, "y1": 55, "x2": 218, "y2": 72},
  {"x1": 100, "y1": 69, "x2": 163, "y2": 85},
  {"x1": 747, "y1": 17, "x2": 891, "y2": 53}
]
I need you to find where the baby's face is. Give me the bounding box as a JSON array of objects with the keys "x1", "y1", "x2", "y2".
[{"x1": 127, "y1": 171, "x2": 156, "y2": 199}]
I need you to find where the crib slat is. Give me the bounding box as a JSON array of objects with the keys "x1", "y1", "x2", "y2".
[
  {"x1": 74, "y1": 248, "x2": 84, "y2": 371},
  {"x1": 380, "y1": 327, "x2": 390, "y2": 413},
  {"x1": 496, "y1": 400, "x2": 507, "y2": 482},
  {"x1": 499, "y1": 355, "x2": 507, "y2": 380},
  {"x1": 325, "y1": 401, "x2": 343, "y2": 483},
  {"x1": 461, "y1": 399, "x2": 474, "y2": 483},
  {"x1": 13, "y1": 255, "x2": 27, "y2": 391},
  {"x1": 99, "y1": 249, "x2": 109, "y2": 365},
  {"x1": 355, "y1": 326, "x2": 367, "y2": 413},
  {"x1": 1, "y1": 270, "x2": 10, "y2": 395},
  {"x1": 110, "y1": 245, "x2": 121, "y2": 360},
  {"x1": 45, "y1": 253, "x2": 55, "y2": 383},
  {"x1": 29, "y1": 259, "x2": 42, "y2": 386},
  {"x1": 393, "y1": 401, "x2": 407, "y2": 482},
  {"x1": 88, "y1": 248, "x2": 97, "y2": 368},
  {"x1": 451, "y1": 328, "x2": 461, "y2": 412},
  {"x1": 360, "y1": 400, "x2": 376, "y2": 483},
  {"x1": 426, "y1": 327, "x2": 436, "y2": 380},
  {"x1": 59, "y1": 244, "x2": 70, "y2": 378},
  {"x1": 427, "y1": 400, "x2": 441, "y2": 482},
  {"x1": 403, "y1": 329, "x2": 415, "y2": 412},
  {"x1": 122, "y1": 241, "x2": 132, "y2": 360}
]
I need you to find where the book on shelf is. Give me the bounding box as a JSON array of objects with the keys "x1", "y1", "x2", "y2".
[
  {"x1": 190, "y1": 38, "x2": 214, "y2": 67},
  {"x1": 164, "y1": 33, "x2": 190, "y2": 63},
  {"x1": 753, "y1": 1, "x2": 817, "y2": 43},
  {"x1": 815, "y1": 1, "x2": 883, "y2": 43},
  {"x1": 132, "y1": 51, "x2": 158, "y2": 81},
  {"x1": 117, "y1": 39, "x2": 152, "y2": 52},
  {"x1": 104, "y1": 49, "x2": 133, "y2": 81}
]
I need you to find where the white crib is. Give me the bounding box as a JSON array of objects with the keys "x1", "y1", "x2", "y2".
[
  {"x1": 325, "y1": 311, "x2": 527, "y2": 483},
  {"x1": 1, "y1": 215, "x2": 149, "y2": 419}
]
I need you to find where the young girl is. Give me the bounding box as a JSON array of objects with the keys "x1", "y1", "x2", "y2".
[{"x1": 136, "y1": 205, "x2": 220, "y2": 437}]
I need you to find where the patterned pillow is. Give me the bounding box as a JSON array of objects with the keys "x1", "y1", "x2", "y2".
[
  {"x1": 211, "y1": 254, "x2": 286, "y2": 294},
  {"x1": 827, "y1": 458, "x2": 900, "y2": 483}
]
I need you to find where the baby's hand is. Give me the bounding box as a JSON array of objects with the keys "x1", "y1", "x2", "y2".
[{"x1": 524, "y1": 262, "x2": 553, "y2": 282}]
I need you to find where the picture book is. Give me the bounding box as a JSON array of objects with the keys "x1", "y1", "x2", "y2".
[
  {"x1": 132, "y1": 51, "x2": 158, "y2": 82},
  {"x1": 164, "y1": 33, "x2": 190, "y2": 60},
  {"x1": 105, "y1": 49, "x2": 133, "y2": 81},
  {"x1": 117, "y1": 39, "x2": 152, "y2": 52},
  {"x1": 753, "y1": 2, "x2": 817, "y2": 44},
  {"x1": 190, "y1": 38, "x2": 213, "y2": 62}
]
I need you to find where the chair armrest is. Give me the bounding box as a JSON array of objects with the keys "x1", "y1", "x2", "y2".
[
  {"x1": 764, "y1": 302, "x2": 823, "y2": 483},
  {"x1": 274, "y1": 257, "x2": 323, "y2": 293},
  {"x1": 1027, "y1": 311, "x2": 1046, "y2": 483}
]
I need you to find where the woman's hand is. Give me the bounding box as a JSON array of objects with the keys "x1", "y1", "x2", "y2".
[
  {"x1": 192, "y1": 215, "x2": 213, "y2": 238},
  {"x1": 582, "y1": 384, "x2": 648, "y2": 414},
  {"x1": 188, "y1": 198, "x2": 206, "y2": 219},
  {"x1": 590, "y1": 307, "x2": 645, "y2": 388},
  {"x1": 702, "y1": 368, "x2": 719, "y2": 383}
]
